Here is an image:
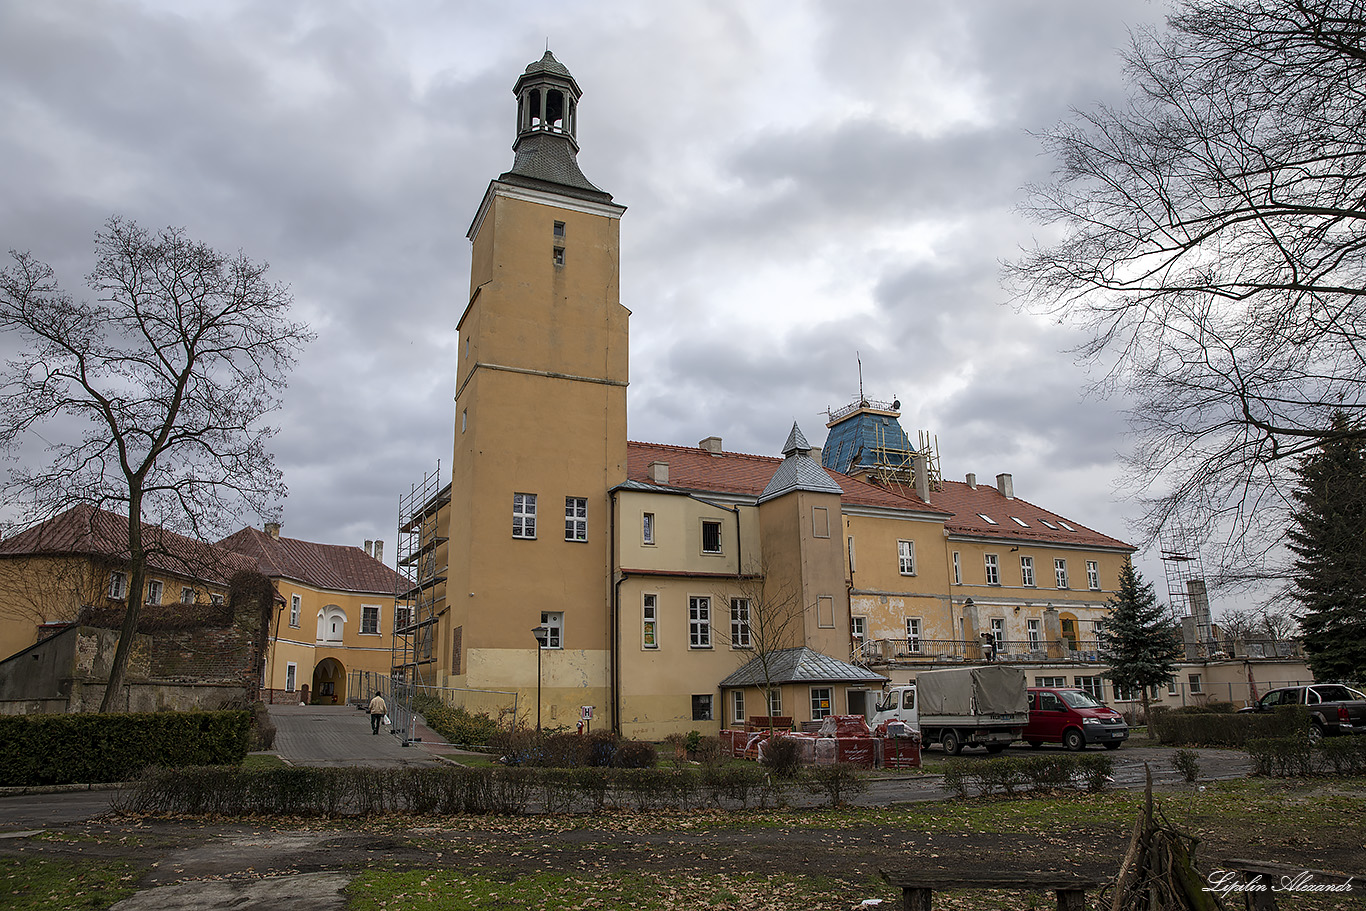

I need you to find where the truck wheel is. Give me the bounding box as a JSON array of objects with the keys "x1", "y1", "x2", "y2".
[
  {"x1": 1063, "y1": 728, "x2": 1085, "y2": 752},
  {"x1": 985, "y1": 744, "x2": 1006, "y2": 754},
  {"x1": 1308, "y1": 721, "x2": 1325, "y2": 745},
  {"x1": 941, "y1": 730, "x2": 964, "y2": 755},
  {"x1": 1103, "y1": 742, "x2": 1121, "y2": 751}
]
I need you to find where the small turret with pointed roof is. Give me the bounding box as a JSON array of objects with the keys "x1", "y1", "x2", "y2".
[
  {"x1": 761, "y1": 422, "x2": 844, "y2": 502},
  {"x1": 501, "y1": 51, "x2": 612, "y2": 203}
]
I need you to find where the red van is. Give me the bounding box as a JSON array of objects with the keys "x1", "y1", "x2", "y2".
[{"x1": 1023, "y1": 686, "x2": 1128, "y2": 750}]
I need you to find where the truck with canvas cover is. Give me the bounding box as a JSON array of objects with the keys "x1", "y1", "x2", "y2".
[{"x1": 870, "y1": 665, "x2": 1029, "y2": 755}]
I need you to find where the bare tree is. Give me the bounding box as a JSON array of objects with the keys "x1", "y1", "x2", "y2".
[
  {"x1": 1007, "y1": 0, "x2": 1366, "y2": 585},
  {"x1": 722, "y1": 564, "x2": 807, "y2": 721},
  {"x1": 0, "y1": 217, "x2": 312, "y2": 711}
]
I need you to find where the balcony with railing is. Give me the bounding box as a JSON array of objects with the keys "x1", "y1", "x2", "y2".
[{"x1": 853, "y1": 637, "x2": 1105, "y2": 666}]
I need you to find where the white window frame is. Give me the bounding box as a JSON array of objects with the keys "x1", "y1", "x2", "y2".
[
  {"x1": 180, "y1": 586, "x2": 195, "y2": 605},
  {"x1": 145, "y1": 579, "x2": 163, "y2": 605},
  {"x1": 539, "y1": 611, "x2": 563, "y2": 649},
  {"x1": 897, "y1": 540, "x2": 916, "y2": 575},
  {"x1": 1076, "y1": 675, "x2": 1104, "y2": 700},
  {"x1": 285, "y1": 662, "x2": 297, "y2": 693},
  {"x1": 731, "y1": 690, "x2": 746, "y2": 725},
  {"x1": 513, "y1": 492, "x2": 537, "y2": 539},
  {"x1": 851, "y1": 616, "x2": 866, "y2": 649},
  {"x1": 688, "y1": 596, "x2": 711, "y2": 648},
  {"x1": 701, "y1": 519, "x2": 722, "y2": 555},
  {"x1": 1055, "y1": 558, "x2": 1069, "y2": 589},
  {"x1": 730, "y1": 597, "x2": 751, "y2": 648},
  {"x1": 361, "y1": 604, "x2": 381, "y2": 635},
  {"x1": 1036, "y1": 675, "x2": 1066, "y2": 688},
  {"x1": 108, "y1": 571, "x2": 127, "y2": 600},
  {"x1": 952, "y1": 552, "x2": 961, "y2": 585},
  {"x1": 210, "y1": 592, "x2": 224, "y2": 606},
  {"x1": 768, "y1": 688, "x2": 782, "y2": 717},
  {"x1": 564, "y1": 496, "x2": 588, "y2": 542},
  {"x1": 811, "y1": 686, "x2": 833, "y2": 720},
  {"x1": 290, "y1": 593, "x2": 301, "y2": 628},
  {"x1": 1188, "y1": 673, "x2": 1203, "y2": 694},
  {"x1": 990, "y1": 617, "x2": 1005, "y2": 650},
  {"x1": 1020, "y1": 555, "x2": 1035, "y2": 587},
  {"x1": 642, "y1": 593, "x2": 659, "y2": 649},
  {"x1": 1086, "y1": 560, "x2": 1100, "y2": 591},
  {"x1": 642, "y1": 512, "x2": 654, "y2": 545},
  {"x1": 905, "y1": 617, "x2": 922, "y2": 653},
  {"x1": 395, "y1": 605, "x2": 413, "y2": 631},
  {"x1": 1027, "y1": 618, "x2": 1042, "y2": 650},
  {"x1": 984, "y1": 554, "x2": 1000, "y2": 585}
]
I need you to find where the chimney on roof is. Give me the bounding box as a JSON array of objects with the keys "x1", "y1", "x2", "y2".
[
  {"x1": 265, "y1": 521, "x2": 281, "y2": 539},
  {"x1": 996, "y1": 473, "x2": 1014, "y2": 499},
  {"x1": 364, "y1": 540, "x2": 374, "y2": 557},
  {"x1": 913, "y1": 451, "x2": 930, "y2": 503},
  {"x1": 373, "y1": 540, "x2": 384, "y2": 563},
  {"x1": 648, "y1": 461, "x2": 669, "y2": 484},
  {"x1": 965, "y1": 473, "x2": 977, "y2": 489},
  {"x1": 808, "y1": 446, "x2": 822, "y2": 462},
  {"x1": 699, "y1": 436, "x2": 722, "y2": 454}
]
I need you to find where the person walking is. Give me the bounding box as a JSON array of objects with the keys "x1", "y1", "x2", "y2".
[{"x1": 368, "y1": 691, "x2": 387, "y2": 735}]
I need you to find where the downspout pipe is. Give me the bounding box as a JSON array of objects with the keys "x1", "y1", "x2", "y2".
[{"x1": 610, "y1": 489, "x2": 622, "y2": 736}]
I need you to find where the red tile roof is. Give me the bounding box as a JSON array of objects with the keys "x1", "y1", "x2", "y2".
[
  {"x1": 217, "y1": 527, "x2": 407, "y2": 596},
  {"x1": 625, "y1": 441, "x2": 1131, "y2": 550},
  {"x1": 0, "y1": 504, "x2": 258, "y2": 583}
]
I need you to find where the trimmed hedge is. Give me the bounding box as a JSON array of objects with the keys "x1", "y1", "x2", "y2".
[
  {"x1": 411, "y1": 696, "x2": 501, "y2": 747},
  {"x1": 1246, "y1": 734, "x2": 1366, "y2": 777},
  {"x1": 1149, "y1": 705, "x2": 1307, "y2": 746},
  {"x1": 0, "y1": 710, "x2": 251, "y2": 786},
  {"x1": 114, "y1": 763, "x2": 799, "y2": 817},
  {"x1": 941, "y1": 753, "x2": 1114, "y2": 798}
]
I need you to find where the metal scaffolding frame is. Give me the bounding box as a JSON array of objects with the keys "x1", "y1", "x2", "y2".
[
  {"x1": 391, "y1": 463, "x2": 449, "y2": 741},
  {"x1": 1160, "y1": 526, "x2": 1216, "y2": 656}
]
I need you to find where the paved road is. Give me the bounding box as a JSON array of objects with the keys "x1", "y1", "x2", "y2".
[{"x1": 267, "y1": 703, "x2": 458, "y2": 768}]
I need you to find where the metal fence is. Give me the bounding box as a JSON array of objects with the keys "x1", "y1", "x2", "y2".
[{"x1": 347, "y1": 670, "x2": 519, "y2": 744}]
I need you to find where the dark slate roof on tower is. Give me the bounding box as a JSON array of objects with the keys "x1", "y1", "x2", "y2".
[
  {"x1": 523, "y1": 50, "x2": 574, "y2": 81},
  {"x1": 821, "y1": 405, "x2": 915, "y2": 475},
  {"x1": 781, "y1": 422, "x2": 811, "y2": 456},
  {"x1": 501, "y1": 135, "x2": 612, "y2": 202},
  {"x1": 760, "y1": 423, "x2": 844, "y2": 503}
]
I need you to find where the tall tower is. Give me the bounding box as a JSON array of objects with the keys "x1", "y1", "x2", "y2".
[{"x1": 447, "y1": 52, "x2": 628, "y2": 724}]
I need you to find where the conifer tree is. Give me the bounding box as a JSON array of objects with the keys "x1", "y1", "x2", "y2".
[
  {"x1": 1098, "y1": 559, "x2": 1180, "y2": 732},
  {"x1": 1287, "y1": 413, "x2": 1366, "y2": 682}
]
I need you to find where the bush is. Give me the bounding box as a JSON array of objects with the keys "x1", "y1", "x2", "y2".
[
  {"x1": 611, "y1": 739, "x2": 657, "y2": 769},
  {"x1": 700, "y1": 764, "x2": 768, "y2": 808},
  {"x1": 1150, "y1": 705, "x2": 1307, "y2": 746},
  {"x1": 938, "y1": 753, "x2": 1112, "y2": 798},
  {"x1": 1171, "y1": 749, "x2": 1201, "y2": 782},
  {"x1": 693, "y1": 735, "x2": 725, "y2": 767},
  {"x1": 1246, "y1": 734, "x2": 1366, "y2": 777},
  {"x1": 759, "y1": 735, "x2": 804, "y2": 779},
  {"x1": 801, "y1": 764, "x2": 868, "y2": 807},
  {"x1": 412, "y1": 695, "x2": 501, "y2": 747},
  {"x1": 0, "y1": 709, "x2": 251, "y2": 785}
]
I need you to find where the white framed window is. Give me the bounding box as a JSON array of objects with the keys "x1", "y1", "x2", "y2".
[
  {"x1": 990, "y1": 617, "x2": 1005, "y2": 650},
  {"x1": 701, "y1": 520, "x2": 722, "y2": 554},
  {"x1": 1076, "y1": 675, "x2": 1104, "y2": 700},
  {"x1": 513, "y1": 493, "x2": 537, "y2": 539},
  {"x1": 984, "y1": 554, "x2": 1000, "y2": 585},
  {"x1": 642, "y1": 512, "x2": 654, "y2": 545},
  {"x1": 897, "y1": 540, "x2": 916, "y2": 575},
  {"x1": 564, "y1": 496, "x2": 588, "y2": 541},
  {"x1": 290, "y1": 594, "x2": 301, "y2": 628},
  {"x1": 642, "y1": 594, "x2": 659, "y2": 649},
  {"x1": 768, "y1": 688, "x2": 782, "y2": 717},
  {"x1": 952, "y1": 552, "x2": 961, "y2": 585},
  {"x1": 1086, "y1": 560, "x2": 1100, "y2": 590},
  {"x1": 812, "y1": 506, "x2": 830, "y2": 538},
  {"x1": 539, "y1": 611, "x2": 563, "y2": 649},
  {"x1": 731, "y1": 690, "x2": 746, "y2": 725},
  {"x1": 1027, "y1": 618, "x2": 1042, "y2": 650},
  {"x1": 108, "y1": 571, "x2": 127, "y2": 600},
  {"x1": 210, "y1": 593, "x2": 224, "y2": 606},
  {"x1": 905, "y1": 618, "x2": 922, "y2": 653},
  {"x1": 362, "y1": 605, "x2": 380, "y2": 635},
  {"x1": 1188, "y1": 673, "x2": 1203, "y2": 694},
  {"x1": 730, "y1": 598, "x2": 751, "y2": 648},
  {"x1": 1055, "y1": 558, "x2": 1069, "y2": 589},
  {"x1": 180, "y1": 586, "x2": 195, "y2": 604},
  {"x1": 145, "y1": 580, "x2": 163, "y2": 605},
  {"x1": 1020, "y1": 556, "x2": 1035, "y2": 587},
  {"x1": 318, "y1": 606, "x2": 346, "y2": 643},
  {"x1": 689, "y1": 596, "x2": 711, "y2": 648},
  {"x1": 1167, "y1": 679, "x2": 1179, "y2": 696},
  {"x1": 691, "y1": 694, "x2": 712, "y2": 721},
  {"x1": 395, "y1": 605, "x2": 413, "y2": 630},
  {"x1": 285, "y1": 662, "x2": 297, "y2": 693},
  {"x1": 1036, "y1": 675, "x2": 1066, "y2": 687},
  {"x1": 851, "y1": 616, "x2": 866, "y2": 650},
  {"x1": 1010, "y1": 516, "x2": 1030, "y2": 527},
  {"x1": 811, "y1": 686, "x2": 833, "y2": 720}
]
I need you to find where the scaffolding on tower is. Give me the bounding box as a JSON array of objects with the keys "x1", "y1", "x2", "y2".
[
  {"x1": 1159, "y1": 526, "x2": 1215, "y2": 658},
  {"x1": 393, "y1": 463, "x2": 449, "y2": 691}
]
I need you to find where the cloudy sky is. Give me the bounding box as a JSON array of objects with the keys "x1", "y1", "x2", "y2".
[{"x1": 0, "y1": 1, "x2": 1194, "y2": 593}]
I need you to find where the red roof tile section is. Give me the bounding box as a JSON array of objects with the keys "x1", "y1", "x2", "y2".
[
  {"x1": 626, "y1": 441, "x2": 1132, "y2": 550},
  {"x1": 0, "y1": 504, "x2": 259, "y2": 583},
  {"x1": 217, "y1": 527, "x2": 407, "y2": 596}
]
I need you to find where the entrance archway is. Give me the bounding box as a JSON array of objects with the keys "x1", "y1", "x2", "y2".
[{"x1": 312, "y1": 657, "x2": 347, "y2": 704}]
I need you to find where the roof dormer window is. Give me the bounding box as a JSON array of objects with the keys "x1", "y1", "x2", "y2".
[
  {"x1": 1010, "y1": 516, "x2": 1030, "y2": 527},
  {"x1": 978, "y1": 513, "x2": 998, "y2": 525}
]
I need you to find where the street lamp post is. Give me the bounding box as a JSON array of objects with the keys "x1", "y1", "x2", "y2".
[{"x1": 532, "y1": 625, "x2": 548, "y2": 732}]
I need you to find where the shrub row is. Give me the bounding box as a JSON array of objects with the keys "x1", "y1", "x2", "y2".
[
  {"x1": 1148, "y1": 705, "x2": 1307, "y2": 746},
  {"x1": 0, "y1": 710, "x2": 252, "y2": 786},
  {"x1": 940, "y1": 753, "x2": 1114, "y2": 798},
  {"x1": 411, "y1": 696, "x2": 502, "y2": 748},
  {"x1": 113, "y1": 761, "x2": 873, "y2": 816},
  {"x1": 1246, "y1": 735, "x2": 1366, "y2": 778},
  {"x1": 488, "y1": 728, "x2": 658, "y2": 768}
]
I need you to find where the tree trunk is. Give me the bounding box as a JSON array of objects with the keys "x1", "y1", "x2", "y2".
[{"x1": 100, "y1": 494, "x2": 144, "y2": 713}]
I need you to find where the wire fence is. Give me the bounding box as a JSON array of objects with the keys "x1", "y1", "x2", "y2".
[{"x1": 347, "y1": 670, "x2": 519, "y2": 742}]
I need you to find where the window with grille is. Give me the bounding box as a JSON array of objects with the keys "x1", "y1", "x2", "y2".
[
  {"x1": 730, "y1": 598, "x2": 751, "y2": 648},
  {"x1": 513, "y1": 493, "x2": 537, "y2": 539},
  {"x1": 689, "y1": 596, "x2": 711, "y2": 648},
  {"x1": 898, "y1": 540, "x2": 916, "y2": 575},
  {"x1": 564, "y1": 496, "x2": 587, "y2": 541},
  {"x1": 985, "y1": 554, "x2": 1000, "y2": 585}
]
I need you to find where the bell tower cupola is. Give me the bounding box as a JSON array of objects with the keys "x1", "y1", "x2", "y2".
[{"x1": 498, "y1": 50, "x2": 613, "y2": 204}]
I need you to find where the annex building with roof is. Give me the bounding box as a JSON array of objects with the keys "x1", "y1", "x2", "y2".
[{"x1": 386, "y1": 52, "x2": 1180, "y2": 740}]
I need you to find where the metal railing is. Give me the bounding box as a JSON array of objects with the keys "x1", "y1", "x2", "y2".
[
  {"x1": 854, "y1": 637, "x2": 1105, "y2": 665},
  {"x1": 347, "y1": 670, "x2": 519, "y2": 744}
]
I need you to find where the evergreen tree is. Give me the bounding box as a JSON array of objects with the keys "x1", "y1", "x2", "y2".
[
  {"x1": 1287, "y1": 413, "x2": 1366, "y2": 682},
  {"x1": 1098, "y1": 559, "x2": 1180, "y2": 732}
]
